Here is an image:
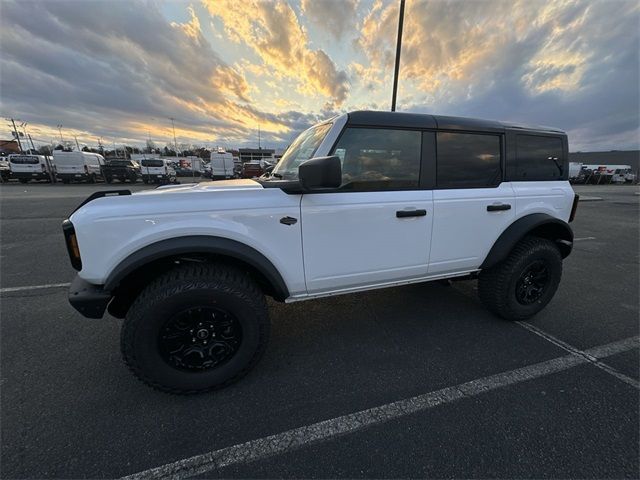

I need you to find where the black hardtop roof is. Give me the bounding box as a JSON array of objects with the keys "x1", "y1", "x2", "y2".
[{"x1": 346, "y1": 110, "x2": 565, "y2": 135}]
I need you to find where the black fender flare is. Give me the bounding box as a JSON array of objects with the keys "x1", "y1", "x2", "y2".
[
  {"x1": 104, "y1": 236, "x2": 289, "y2": 300},
  {"x1": 480, "y1": 214, "x2": 573, "y2": 269}
]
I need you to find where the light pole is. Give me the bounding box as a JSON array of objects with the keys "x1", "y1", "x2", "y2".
[
  {"x1": 57, "y1": 124, "x2": 64, "y2": 143},
  {"x1": 391, "y1": 0, "x2": 406, "y2": 112}
]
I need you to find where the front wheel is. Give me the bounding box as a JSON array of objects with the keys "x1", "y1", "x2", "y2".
[
  {"x1": 478, "y1": 237, "x2": 562, "y2": 320},
  {"x1": 121, "y1": 264, "x2": 270, "y2": 394}
]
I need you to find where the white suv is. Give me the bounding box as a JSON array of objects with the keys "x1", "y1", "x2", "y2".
[{"x1": 63, "y1": 111, "x2": 579, "y2": 393}]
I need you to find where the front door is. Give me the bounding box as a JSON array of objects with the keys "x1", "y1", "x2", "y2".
[{"x1": 301, "y1": 127, "x2": 433, "y2": 294}]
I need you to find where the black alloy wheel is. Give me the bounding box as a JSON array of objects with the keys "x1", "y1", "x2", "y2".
[{"x1": 158, "y1": 306, "x2": 242, "y2": 371}]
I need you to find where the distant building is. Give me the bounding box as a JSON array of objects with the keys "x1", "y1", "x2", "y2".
[
  {"x1": 570, "y1": 150, "x2": 640, "y2": 178},
  {"x1": 0, "y1": 140, "x2": 21, "y2": 156},
  {"x1": 239, "y1": 148, "x2": 275, "y2": 163}
]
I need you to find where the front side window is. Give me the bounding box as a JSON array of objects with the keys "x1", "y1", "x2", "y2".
[
  {"x1": 142, "y1": 159, "x2": 164, "y2": 167},
  {"x1": 273, "y1": 122, "x2": 332, "y2": 179},
  {"x1": 515, "y1": 135, "x2": 564, "y2": 180},
  {"x1": 331, "y1": 128, "x2": 421, "y2": 191},
  {"x1": 436, "y1": 132, "x2": 501, "y2": 188}
]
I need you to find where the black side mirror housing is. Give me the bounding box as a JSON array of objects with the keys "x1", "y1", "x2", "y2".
[{"x1": 298, "y1": 155, "x2": 342, "y2": 190}]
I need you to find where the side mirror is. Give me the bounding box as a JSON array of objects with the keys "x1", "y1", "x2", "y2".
[
  {"x1": 298, "y1": 155, "x2": 342, "y2": 190},
  {"x1": 264, "y1": 165, "x2": 274, "y2": 174}
]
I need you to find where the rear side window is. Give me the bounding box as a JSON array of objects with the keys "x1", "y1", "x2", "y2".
[
  {"x1": 515, "y1": 135, "x2": 564, "y2": 180},
  {"x1": 436, "y1": 132, "x2": 501, "y2": 188},
  {"x1": 331, "y1": 128, "x2": 421, "y2": 191}
]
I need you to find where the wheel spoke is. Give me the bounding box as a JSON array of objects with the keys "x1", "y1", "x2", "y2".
[{"x1": 158, "y1": 306, "x2": 243, "y2": 372}]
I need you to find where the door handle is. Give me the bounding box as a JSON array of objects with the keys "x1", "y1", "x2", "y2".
[
  {"x1": 487, "y1": 204, "x2": 512, "y2": 212},
  {"x1": 396, "y1": 209, "x2": 427, "y2": 218}
]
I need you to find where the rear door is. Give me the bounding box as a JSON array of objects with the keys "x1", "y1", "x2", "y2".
[
  {"x1": 429, "y1": 131, "x2": 515, "y2": 275},
  {"x1": 301, "y1": 127, "x2": 433, "y2": 294}
]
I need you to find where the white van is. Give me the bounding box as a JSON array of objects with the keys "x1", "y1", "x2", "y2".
[
  {"x1": 209, "y1": 150, "x2": 234, "y2": 180},
  {"x1": 53, "y1": 151, "x2": 105, "y2": 183},
  {"x1": 8, "y1": 154, "x2": 53, "y2": 183},
  {"x1": 140, "y1": 158, "x2": 176, "y2": 184}
]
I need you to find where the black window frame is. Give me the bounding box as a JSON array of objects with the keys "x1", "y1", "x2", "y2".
[{"x1": 434, "y1": 130, "x2": 504, "y2": 189}]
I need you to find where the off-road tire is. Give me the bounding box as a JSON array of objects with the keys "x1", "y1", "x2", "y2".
[
  {"x1": 478, "y1": 236, "x2": 562, "y2": 320},
  {"x1": 121, "y1": 263, "x2": 269, "y2": 394}
]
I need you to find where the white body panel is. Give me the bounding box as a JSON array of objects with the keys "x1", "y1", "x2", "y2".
[
  {"x1": 70, "y1": 180, "x2": 307, "y2": 296},
  {"x1": 210, "y1": 152, "x2": 234, "y2": 178},
  {"x1": 429, "y1": 183, "x2": 515, "y2": 274},
  {"x1": 53, "y1": 151, "x2": 104, "y2": 176},
  {"x1": 301, "y1": 190, "x2": 433, "y2": 293},
  {"x1": 511, "y1": 181, "x2": 574, "y2": 223}
]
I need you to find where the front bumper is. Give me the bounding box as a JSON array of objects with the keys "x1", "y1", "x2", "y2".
[
  {"x1": 12, "y1": 171, "x2": 49, "y2": 180},
  {"x1": 68, "y1": 275, "x2": 112, "y2": 319}
]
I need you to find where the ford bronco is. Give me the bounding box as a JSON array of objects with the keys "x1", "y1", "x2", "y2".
[{"x1": 63, "y1": 111, "x2": 579, "y2": 393}]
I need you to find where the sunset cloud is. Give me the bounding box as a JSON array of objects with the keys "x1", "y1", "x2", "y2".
[
  {"x1": 0, "y1": 0, "x2": 638, "y2": 152},
  {"x1": 201, "y1": 0, "x2": 349, "y2": 106}
]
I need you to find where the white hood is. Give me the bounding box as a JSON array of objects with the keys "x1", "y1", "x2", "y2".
[{"x1": 137, "y1": 179, "x2": 262, "y2": 196}]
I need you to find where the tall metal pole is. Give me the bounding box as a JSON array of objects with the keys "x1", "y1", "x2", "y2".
[
  {"x1": 9, "y1": 119, "x2": 23, "y2": 152},
  {"x1": 391, "y1": 0, "x2": 406, "y2": 112},
  {"x1": 169, "y1": 117, "x2": 178, "y2": 156},
  {"x1": 57, "y1": 124, "x2": 64, "y2": 143}
]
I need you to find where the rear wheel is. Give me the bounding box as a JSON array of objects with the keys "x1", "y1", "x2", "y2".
[
  {"x1": 478, "y1": 237, "x2": 562, "y2": 320},
  {"x1": 105, "y1": 176, "x2": 113, "y2": 184},
  {"x1": 121, "y1": 263, "x2": 270, "y2": 394}
]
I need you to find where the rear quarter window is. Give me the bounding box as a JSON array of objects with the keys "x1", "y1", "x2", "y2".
[{"x1": 515, "y1": 135, "x2": 565, "y2": 181}]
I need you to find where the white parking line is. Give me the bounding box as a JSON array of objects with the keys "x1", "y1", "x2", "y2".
[
  {"x1": 517, "y1": 321, "x2": 639, "y2": 389},
  {"x1": 120, "y1": 335, "x2": 639, "y2": 480},
  {"x1": 574, "y1": 236, "x2": 596, "y2": 241},
  {"x1": 0, "y1": 282, "x2": 70, "y2": 294}
]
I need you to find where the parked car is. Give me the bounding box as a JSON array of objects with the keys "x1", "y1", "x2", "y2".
[
  {"x1": 63, "y1": 110, "x2": 578, "y2": 394},
  {"x1": 104, "y1": 159, "x2": 141, "y2": 183},
  {"x1": 8, "y1": 154, "x2": 53, "y2": 183},
  {"x1": 241, "y1": 161, "x2": 264, "y2": 178},
  {"x1": 0, "y1": 157, "x2": 11, "y2": 181},
  {"x1": 53, "y1": 151, "x2": 105, "y2": 183},
  {"x1": 140, "y1": 158, "x2": 177, "y2": 184}
]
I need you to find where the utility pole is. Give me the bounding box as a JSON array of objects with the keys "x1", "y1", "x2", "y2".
[
  {"x1": 74, "y1": 135, "x2": 81, "y2": 151},
  {"x1": 20, "y1": 122, "x2": 30, "y2": 153},
  {"x1": 8, "y1": 118, "x2": 23, "y2": 152},
  {"x1": 391, "y1": 0, "x2": 406, "y2": 112},
  {"x1": 168, "y1": 117, "x2": 178, "y2": 156},
  {"x1": 57, "y1": 124, "x2": 64, "y2": 143},
  {"x1": 258, "y1": 125, "x2": 261, "y2": 149}
]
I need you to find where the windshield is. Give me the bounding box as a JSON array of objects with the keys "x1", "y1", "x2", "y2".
[
  {"x1": 141, "y1": 159, "x2": 164, "y2": 167},
  {"x1": 10, "y1": 155, "x2": 39, "y2": 164},
  {"x1": 272, "y1": 122, "x2": 332, "y2": 179}
]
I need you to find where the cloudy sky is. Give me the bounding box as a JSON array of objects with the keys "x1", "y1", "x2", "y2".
[{"x1": 1, "y1": 0, "x2": 638, "y2": 151}]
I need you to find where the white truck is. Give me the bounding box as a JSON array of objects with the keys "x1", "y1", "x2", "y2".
[
  {"x1": 53, "y1": 151, "x2": 106, "y2": 183},
  {"x1": 582, "y1": 164, "x2": 635, "y2": 183},
  {"x1": 63, "y1": 111, "x2": 578, "y2": 394},
  {"x1": 8, "y1": 154, "x2": 53, "y2": 183},
  {"x1": 209, "y1": 150, "x2": 235, "y2": 179}
]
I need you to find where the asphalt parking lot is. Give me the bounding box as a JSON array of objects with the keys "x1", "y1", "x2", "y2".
[{"x1": 1, "y1": 182, "x2": 638, "y2": 479}]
